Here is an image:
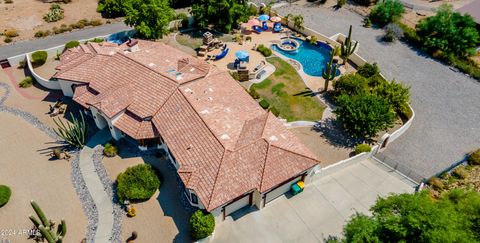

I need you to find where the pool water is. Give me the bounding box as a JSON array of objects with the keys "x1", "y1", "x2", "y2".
[{"x1": 272, "y1": 39, "x2": 338, "y2": 77}]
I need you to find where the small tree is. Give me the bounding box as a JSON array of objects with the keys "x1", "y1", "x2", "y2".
[
  {"x1": 373, "y1": 79, "x2": 410, "y2": 114},
  {"x1": 293, "y1": 15, "x2": 304, "y2": 30},
  {"x1": 369, "y1": 0, "x2": 404, "y2": 27},
  {"x1": 284, "y1": 13, "x2": 293, "y2": 26},
  {"x1": 322, "y1": 49, "x2": 338, "y2": 92},
  {"x1": 340, "y1": 25, "x2": 358, "y2": 65},
  {"x1": 190, "y1": 210, "x2": 215, "y2": 240},
  {"x1": 53, "y1": 112, "x2": 87, "y2": 148},
  {"x1": 335, "y1": 94, "x2": 395, "y2": 138},
  {"x1": 333, "y1": 73, "x2": 369, "y2": 97},
  {"x1": 29, "y1": 200, "x2": 67, "y2": 243},
  {"x1": 117, "y1": 164, "x2": 160, "y2": 202},
  {"x1": 123, "y1": 0, "x2": 174, "y2": 39},
  {"x1": 97, "y1": 0, "x2": 126, "y2": 18}
]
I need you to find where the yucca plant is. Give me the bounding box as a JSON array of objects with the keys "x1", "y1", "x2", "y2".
[
  {"x1": 53, "y1": 112, "x2": 87, "y2": 148},
  {"x1": 29, "y1": 200, "x2": 67, "y2": 243},
  {"x1": 340, "y1": 25, "x2": 358, "y2": 65},
  {"x1": 322, "y1": 49, "x2": 338, "y2": 92}
]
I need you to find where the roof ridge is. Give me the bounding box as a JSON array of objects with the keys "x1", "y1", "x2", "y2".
[
  {"x1": 269, "y1": 143, "x2": 320, "y2": 162},
  {"x1": 258, "y1": 139, "x2": 271, "y2": 193},
  {"x1": 55, "y1": 53, "x2": 95, "y2": 75},
  {"x1": 206, "y1": 150, "x2": 227, "y2": 210}
]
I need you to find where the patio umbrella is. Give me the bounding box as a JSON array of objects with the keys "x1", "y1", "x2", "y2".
[
  {"x1": 270, "y1": 16, "x2": 282, "y2": 22},
  {"x1": 258, "y1": 14, "x2": 270, "y2": 21},
  {"x1": 235, "y1": 50, "x2": 249, "y2": 60},
  {"x1": 246, "y1": 18, "x2": 261, "y2": 27}
]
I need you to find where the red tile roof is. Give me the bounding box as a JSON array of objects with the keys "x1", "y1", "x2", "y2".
[{"x1": 55, "y1": 40, "x2": 320, "y2": 211}]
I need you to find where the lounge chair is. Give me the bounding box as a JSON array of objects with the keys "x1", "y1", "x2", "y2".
[
  {"x1": 214, "y1": 48, "x2": 229, "y2": 61},
  {"x1": 273, "y1": 23, "x2": 282, "y2": 32},
  {"x1": 252, "y1": 25, "x2": 262, "y2": 33},
  {"x1": 262, "y1": 21, "x2": 268, "y2": 31}
]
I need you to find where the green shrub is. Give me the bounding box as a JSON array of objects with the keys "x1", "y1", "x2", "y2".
[
  {"x1": 103, "y1": 143, "x2": 118, "y2": 157},
  {"x1": 34, "y1": 30, "x2": 49, "y2": 38},
  {"x1": 259, "y1": 99, "x2": 270, "y2": 109},
  {"x1": 117, "y1": 164, "x2": 160, "y2": 202},
  {"x1": 4, "y1": 37, "x2": 12, "y2": 43},
  {"x1": 333, "y1": 73, "x2": 369, "y2": 97},
  {"x1": 18, "y1": 60, "x2": 26, "y2": 68},
  {"x1": 190, "y1": 210, "x2": 215, "y2": 240},
  {"x1": 90, "y1": 38, "x2": 104, "y2": 43},
  {"x1": 19, "y1": 77, "x2": 34, "y2": 88},
  {"x1": 383, "y1": 23, "x2": 403, "y2": 42},
  {"x1": 5, "y1": 0, "x2": 13, "y2": 3},
  {"x1": 65, "y1": 40, "x2": 80, "y2": 49},
  {"x1": 248, "y1": 4, "x2": 258, "y2": 16},
  {"x1": 257, "y1": 44, "x2": 272, "y2": 57},
  {"x1": 448, "y1": 55, "x2": 480, "y2": 80},
  {"x1": 372, "y1": 79, "x2": 410, "y2": 114},
  {"x1": 452, "y1": 166, "x2": 469, "y2": 179},
  {"x1": 176, "y1": 13, "x2": 189, "y2": 28},
  {"x1": 269, "y1": 106, "x2": 280, "y2": 117},
  {"x1": 354, "y1": 144, "x2": 371, "y2": 154},
  {"x1": 97, "y1": 0, "x2": 126, "y2": 18},
  {"x1": 31, "y1": 51, "x2": 48, "y2": 66},
  {"x1": 43, "y1": 3, "x2": 64, "y2": 23},
  {"x1": 230, "y1": 71, "x2": 240, "y2": 81},
  {"x1": 369, "y1": 0, "x2": 404, "y2": 27},
  {"x1": 4, "y1": 29, "x2": 18, "y2": 38},
  {"x1": 337, "y1": 0, "x2": 346, "y2": 7},
  {"x1": 428, "y1": 177, "x2": 444, "y2": 190},
  {"x1": 397, "y1": 22, "x2": 421, "y2": 45},
  {"x1": 249, "y1": 88, "x2": 260, "y2": 99},
  {"x1": 0, "y1": 185, "x2": 11, "y2": 208},
  {"x1": 468, "y1": 149, "x2": 480, "y2": 165},
  {"x1": 357, "y1": 63, "x2": 380, "y2": 78},
  {"x1": 89, "y1": 19, "x2": 103, "y2": 26}
]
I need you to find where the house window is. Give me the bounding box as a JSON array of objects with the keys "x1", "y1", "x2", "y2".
[{"x1": 191, "y1": 192, "x2": 198, "y2": 204}]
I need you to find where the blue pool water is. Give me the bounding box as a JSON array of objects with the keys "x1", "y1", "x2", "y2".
[{"x1": 271, "y1": 39, "x2": 338, "y2": 77}]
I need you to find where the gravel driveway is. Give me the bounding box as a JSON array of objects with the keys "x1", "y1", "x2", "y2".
[{"x1": 273, "y1": 3, "x2": 480, "y2": 181}]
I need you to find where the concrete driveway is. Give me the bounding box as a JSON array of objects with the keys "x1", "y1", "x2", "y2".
[{"x1": 212, "y1": 158, "x2": 416, "y2": 243}]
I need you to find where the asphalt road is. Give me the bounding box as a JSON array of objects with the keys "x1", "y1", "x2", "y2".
[
  {"x1": 273, "y1": 4, "x2": 480, "y2": 180},
  {"x1": 0, "y1": 22, "x2": 131, "y2": 59}
]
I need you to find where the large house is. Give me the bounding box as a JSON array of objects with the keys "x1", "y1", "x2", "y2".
[{"x1": 53, "y1": 40, "x2": 321, "y2": 220}]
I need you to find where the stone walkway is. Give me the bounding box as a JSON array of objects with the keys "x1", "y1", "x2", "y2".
[{"x1": 79, "y1": 129, "x2": 115, "y2": 242}]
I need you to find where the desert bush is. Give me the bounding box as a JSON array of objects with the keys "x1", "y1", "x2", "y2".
[
  {"x1": 18, "y1": 60, "x2": 25, "y2": 68},
  {"x1": 373, "y1": 79, "x2": 410, "y2": 114},
  {"x1": 269, "y1": 106, "x2": 280, "y2": 116},
  {"x1": 19, "y1": 77, "x2": 34, "y2": 88},
  {"x1": 249, "y1": 88, "x2": 260, "y2": 99},
  {"x1": 259, "y1": 99, "x2": 270, "y2": 109},
  {"x1": 89, "y1": 19, "x2": 103, "y2": 26},
  {"x1": 229, "y1": 71, "x2": 240, "y2": 81},
  {"x1": 363, "y1": 17, "x2": 372, "y2": 28},
  {"x1": 337, "y1": 0, "x2": 346, "y2": 7},
  {"x1": 383, "y1": 23, "x2": 403, "y2": 42},
  {"x1": 4, "y1": 37, "x2": 12, "y2": 43},
  {"x1": 369, "y1": 0, "x2": 404, "y2": 27},
  {"x1": 428, "y1": 177, "x2": 444, "y2": 190},
  {"x1": 34, "y1": 30, "x2": 49, "y2": 38},
  {"x1": 333, "y1": 73, "x2": 369, "y2": 97},
  {"x1": 468, "y1": 149, "x2": 480, "y2": 165},
  {"x1": 176, "y1": 13, "x2": 189, "y2": 29},
  {"x1": 355, "y1": 144, "x2": 371, "y2": 154},
  {"x1": 257, "y1": 44, "x2": 272, "y2": 57},
  {"x1": 65, "y1": 40, "x2": 80, "y2": 49},
  {"x1": 117, "y1": 164, "x2": 160, "y2": 202},
  {"x1": 43, "y1": 4, "x2": 64, "y2": 23},
  {"x1": 0, "y1": 185, "x2": 11, "y2": 208},
  {"x1": 4, "y1": 29, "x2": 18, "y2": 38},
  {"x1": 452, "y1": 166, "x2": 469, "y2": 179},
  {"x1": 31, "y1": 51, "x2": 48, "y2": 66},
  {"x1": 190, "y1": 210, "x2": 215, "y2": 240},
  {"x1": 103, "y1": 143, "x2": 118, "y2": 157},
  {"x1": 357, "y1": 63, "x2": 380, "y2": 78},
  {"x1": 97, "y1": 0, "x2": 126, "y2": 18},
  {"x1": 4, "y1": 0, "x2": 13, "y2": 4}
]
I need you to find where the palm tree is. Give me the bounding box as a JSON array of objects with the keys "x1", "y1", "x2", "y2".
[{"x1": 293, "y1": 15, "x2": 304, "y2": 30}]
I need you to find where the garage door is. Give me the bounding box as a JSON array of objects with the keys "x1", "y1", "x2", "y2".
[
  {"x1": 265, "y1": 176, "x2": 302, "y2": 204},
  {"x1": 224, "y1": 194, "x2": 251, "y2": 216}
]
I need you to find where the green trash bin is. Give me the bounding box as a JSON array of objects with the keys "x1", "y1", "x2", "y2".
[{"x1": 291, "y1": 183, "x2": 302, "y2": 195}]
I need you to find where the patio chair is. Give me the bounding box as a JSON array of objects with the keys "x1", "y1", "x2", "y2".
[
  {"x1": 273, "y1": 23, "x2": 282, "y2": 33},
  {"x1": 262, "y1": 22, "x2": 268, "y2": 31},
  {"x1": 252, "y1": 25, "x2": 262, "y2": 33},
  {"x1": 214, "y1": 48, "x2": 229, "y2": 61}
]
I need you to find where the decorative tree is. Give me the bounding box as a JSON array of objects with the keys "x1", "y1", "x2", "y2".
[
  {"x1": 29, "y1": 200, "x2": 67, "y2": 243},
  {"x1": 340, "y1": 25, "x2": 358, "y2": 65},
  {"x1": 123, "y1": 0, "x2": 174, "y2": 39},
  {"x1": 293, "y1": 15, "x2": 304, "y2": 30},
  {"x1": 284, "y1": 13, "x2": 293, "y2": 26},
  {"x1": 322, "y1": 49, "x2": 338, "y2": 92},
  {"x1": 53, "y1": 112, "x2": 87, "y2": 148}
]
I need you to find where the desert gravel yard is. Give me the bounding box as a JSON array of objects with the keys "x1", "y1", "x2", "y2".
[{"x1": 272, "y1": 3, "x2": 480, "y2": 180}]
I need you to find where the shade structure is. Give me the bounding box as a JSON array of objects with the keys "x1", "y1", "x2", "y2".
[
  {"x1": 258, "y1": 14, "x2": 270, "y2": 21},
  {"x1": 235, "y1": 50, "x2": 249, "y2": 60},
  {"x1": 270, "y1": 16, "x2": 281, "y2": 22},
  {"x1": 246, "y1": 18, "x2": 261, "y2": 27}
]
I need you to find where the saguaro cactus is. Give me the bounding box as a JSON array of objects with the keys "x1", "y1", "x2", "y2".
[
  {"x1": 322, "y1": 49, "x2": 338, "y2": 92},
  {"x1": 340, "y1": 25, "x2": 358, "y2": 65},
  {"x1": 53, "y1": 112, "x2": 87, "y2": 148},
  {"x1": 29, "y1": 200, "x2": 67, "y2": 243}
]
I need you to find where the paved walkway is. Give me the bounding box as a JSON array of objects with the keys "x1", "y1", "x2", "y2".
[
  {"x1": 0, "y1": 22, "x2": 131, "y2": 59},
  {"x1": 271, "y1": 3, "x2": 480, "y2": 181},
  {"x1": 79, "y1": 129, "x2": 114, "y2": 242},
  {"x1": 213, "y1": 158, "x2": 416, "y2": 242}
]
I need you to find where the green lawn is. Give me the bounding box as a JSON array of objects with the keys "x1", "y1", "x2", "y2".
[{"x1": 251, "y1": 57, "x2": 325, "y2": 122}]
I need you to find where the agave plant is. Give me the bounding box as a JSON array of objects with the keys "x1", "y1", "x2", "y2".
[
  {"x1": 53, "y1": 112, "x2": 87, "y2": 148},
  {"x1": 340, "y1": 25, "x2": 358, "y2": 65},
  {"x1": 322, "y1": 49, "x2": 338, "y2": 92},
  {"x1": 29, "y1": 200, "x2": 67, "y2": 243}
]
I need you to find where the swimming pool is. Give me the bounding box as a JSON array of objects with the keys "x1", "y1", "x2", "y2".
[{"x1": 272, "y1": 38, "x2": 338, "y2": 77}]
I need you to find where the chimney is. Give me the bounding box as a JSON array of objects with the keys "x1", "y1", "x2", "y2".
[{"x1": 126, "y1": 38, "x2": 139, "y2": 52}]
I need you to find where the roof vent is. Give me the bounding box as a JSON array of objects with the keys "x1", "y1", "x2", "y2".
[
  {"x1": 269, "y1": 135, "x2": 279, "y2": 141},
  {"x1": 200, "y1": 109, "x2": 210, "y2": 114},
  {"x1": 220, "y1": 134, "x2": 230, "y2": 140},
  {"x1": 144, "y1": 116, "x2": 153, "y2": 121},
  {"x1": 207, "y1": 97, "x2": 213, "y2": 101},
  {"x1": 148, "y1": 63, "x2": 156, "y2": 67}
]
